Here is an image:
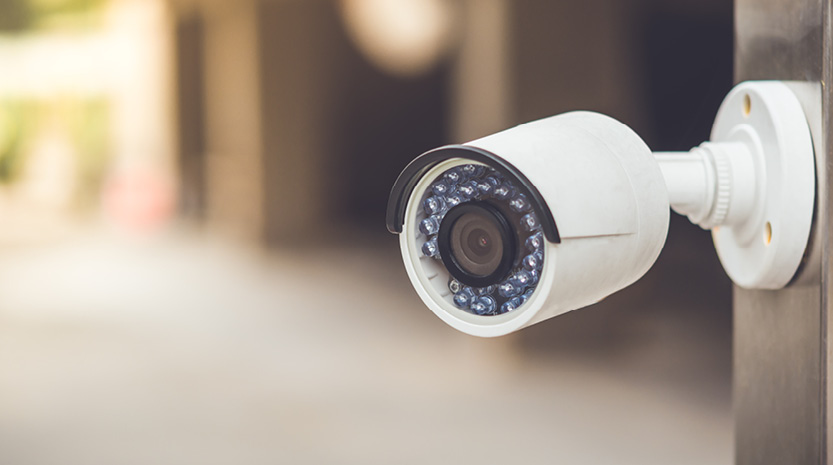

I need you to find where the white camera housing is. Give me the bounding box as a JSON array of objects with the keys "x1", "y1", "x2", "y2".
[{"x1": 387, "y1": 112, "x2": 670, "y2": 337}]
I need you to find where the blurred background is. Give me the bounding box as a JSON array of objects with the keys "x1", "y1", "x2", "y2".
[{"x1": 0, "y1": 0, "x2": 734, "y2": 463}]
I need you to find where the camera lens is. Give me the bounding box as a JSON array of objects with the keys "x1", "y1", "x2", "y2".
[
  {"x1": 451, "y1": 215, "x2": 502, "y2": 276},
  {"x1": 438, "y1": 202, "x2": 516, "y2": 287}
]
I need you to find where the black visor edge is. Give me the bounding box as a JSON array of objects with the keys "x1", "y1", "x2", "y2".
[{"x1": 385, "y1": 144, "x2": 560, "y2": 244}]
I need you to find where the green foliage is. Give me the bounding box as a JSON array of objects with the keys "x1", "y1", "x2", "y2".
[
  {"x1": 0, "y1": 97, "x2": 112, "y2": 209},
  {"x1": 0, "y1": 100, "x2": 35, "y2": 184},
  {"x1": 0, "y1": 0, "x2": 108, "y2": 33}
]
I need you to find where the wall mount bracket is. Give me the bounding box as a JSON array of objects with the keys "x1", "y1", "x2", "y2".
[{"x1": 655, "y1": 81, "x2": 816, "y2": 289}]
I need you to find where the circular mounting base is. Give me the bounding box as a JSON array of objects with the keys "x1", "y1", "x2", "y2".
[{"x1": 711, "y1": 81, "x2": 815, "y2": 289}]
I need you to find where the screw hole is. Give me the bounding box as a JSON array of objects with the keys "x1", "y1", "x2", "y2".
[
  {"x1": 743, "y1": 94, "x2": 751, "y2": 117},
  {"x1": 763, "y1": 221, "x2": 772, "y2": 246}
]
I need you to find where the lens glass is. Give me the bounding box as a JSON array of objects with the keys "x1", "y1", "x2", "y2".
[
  {"x1": 450, "y1": 211, "x2": 504, "y2": 277},
  {"x1": 466, "y1": 229, "x2": 491, "y2": 257}
]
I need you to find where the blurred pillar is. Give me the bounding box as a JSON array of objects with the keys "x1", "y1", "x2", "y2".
[
  {"x1": 258, "y1": 0, "x2": 336, "y2": 244},
  {"x1": 733, "y1": 0, "x2": 831, "y2": 462},
  {"x1": 172, "y1": 0, "x2": 349, "y2": 243},
  {"x1": 450, "y1": 0, "x2": 512, "y2": 142},
  {"x1": 173, "y1": 4, "x2": 206, "y2": 219},
  {"x1": 511, "y1": 0, "x2": 644, "y2": 130},
  {"x1": 200, "y1": 0, "x2": 265, "y2": 240}
]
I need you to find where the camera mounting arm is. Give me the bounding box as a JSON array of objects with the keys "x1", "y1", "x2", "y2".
[
  {"x1": 652, "y1": 81, "x2": 815, "y2": 289},
  {"x1": 654, "y1": 142, "x2": 751, "y2": 230}
]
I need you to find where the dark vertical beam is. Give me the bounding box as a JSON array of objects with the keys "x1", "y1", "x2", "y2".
[
  {"x1": 174, "y1": 9, "x2": 206, "y2": 219},
  {"x1": 734, "y1": 0, "x2": 829, "y2": 463}
]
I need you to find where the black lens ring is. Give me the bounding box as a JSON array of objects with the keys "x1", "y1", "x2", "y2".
[{"x1": 438, "y1": 201, "x2": 517, "y2": 288}]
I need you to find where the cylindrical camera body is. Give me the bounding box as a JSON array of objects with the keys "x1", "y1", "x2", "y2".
[{"x1": 389, "y1": 111, "x2": 669, "y2": 337}]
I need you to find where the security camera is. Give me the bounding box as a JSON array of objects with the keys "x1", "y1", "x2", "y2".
[
  {"x1": 386, "y1": 81, "x2": 815, "y2": 337},
  {"x1": 386, "y1": 111, "x2": 669, "y2": 337}
]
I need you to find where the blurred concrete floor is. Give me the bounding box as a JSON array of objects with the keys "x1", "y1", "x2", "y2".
[{"x1": 0, "y1": 226, "x2": 731, "y2": 465}]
